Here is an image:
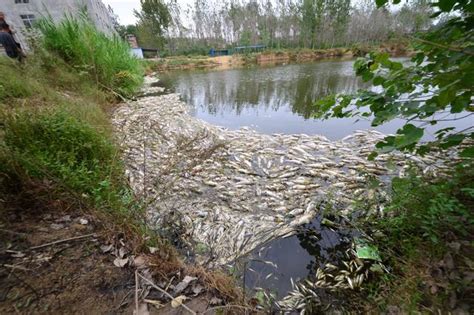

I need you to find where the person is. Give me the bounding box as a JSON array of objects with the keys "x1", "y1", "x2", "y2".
[
  {"x1": 0, "y1": 12, "x2": 13, "y2": 35},
  {"x1": 0, "y1": 12, "x2": 24, "y2": 53},
  {"x1": 0, "y1": 22, "x2": 22, "y2": 61}
]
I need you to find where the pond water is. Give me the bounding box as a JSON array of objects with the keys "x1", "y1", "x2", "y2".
[
  {"x1": 157, "y1": 60, "x2": 470, "y2": 304},
  {"x1": 240, "y1": 214, "x2": 360, "y2": 301},
  {"x1": 159, "y1": 59, "x2": 471, "y2": 140}
]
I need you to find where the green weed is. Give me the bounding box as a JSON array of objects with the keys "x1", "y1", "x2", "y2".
[
  {"x1": 359, "y1": 161, "x2": 474, "y2": 311},
  {"x1": 0, "y1": 108, "x2": 134, "y2": 214},
  {"x1": 380, "y1": 163, "x2": 474, "y2": 248},
  {"x1": 36, "y1": 13, "x2": 144, "y2": 97}
]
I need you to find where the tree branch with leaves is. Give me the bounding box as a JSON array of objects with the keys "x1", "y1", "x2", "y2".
[{"x1": 313, "y1": 0, "x2": 473, "y2": 158}]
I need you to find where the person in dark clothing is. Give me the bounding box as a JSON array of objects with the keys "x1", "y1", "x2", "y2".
[
  {"x1": 0, "y1": 12, "x2": 13, "y2": 35},
  {"x1": 0, "y1": 22, "x2": 21, "y2": 60},
  {"x1": 0, "y1": 12, "x2": 24, "y2": 53}
]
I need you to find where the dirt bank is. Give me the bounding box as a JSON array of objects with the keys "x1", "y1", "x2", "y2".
[
  {"x1": 151, "y1": 43, "x2": 411, "y2": 72},
  {"x1": 0, "y1": 180, "x2": 245, "y2": 314},
  {"x1": 0, "y1": 193, "x2": 134, "y2": 313}
]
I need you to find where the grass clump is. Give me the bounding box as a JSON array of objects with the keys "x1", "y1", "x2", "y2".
[
  {"x1": 36, "y1": 13, "x2": 143, "y2": 97},
  {"x1": 382, "y1": 164, "x2": 473, "y2": 246}
]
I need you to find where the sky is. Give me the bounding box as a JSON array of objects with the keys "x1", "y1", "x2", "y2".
[{"x1": 102, "y1": 0, "x2": 141, "y2": 25}]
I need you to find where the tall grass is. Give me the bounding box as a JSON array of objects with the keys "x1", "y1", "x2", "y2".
[
  {"x1": 0, "y1": 48, "x2": 143, "y2": 225},
  {"x1": 36, "y1": 13, "x2": 143, "y2": 97},
  {"x1": 1, "y1": 108, "x2": 135, "y2": 211}
]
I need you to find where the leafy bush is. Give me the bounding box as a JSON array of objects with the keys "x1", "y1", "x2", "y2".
[
  {"x1": 36, "y1": 13, "x2": 143, "y2": 96},
  {"x1": 313, "y1": 0, "x2": 473, "y2": 157}
]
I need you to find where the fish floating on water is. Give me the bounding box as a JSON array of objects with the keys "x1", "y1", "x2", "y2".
[{"x1": 112, "y1": 77, "x2": 458, "y2": 266}]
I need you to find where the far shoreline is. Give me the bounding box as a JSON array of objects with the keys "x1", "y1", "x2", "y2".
[{"x1": 146, "y1": 42, "x2": 412, "y2": 72}]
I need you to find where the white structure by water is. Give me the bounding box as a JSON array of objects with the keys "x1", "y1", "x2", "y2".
[{"x1": 1, "y1": 0, "x2": 117, "y2": 50}]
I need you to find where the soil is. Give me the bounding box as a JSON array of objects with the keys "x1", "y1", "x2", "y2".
[
  {"x1": 0, "y1": 205, "x2": 135, "y2": 314},
  {"x1": 153, "y1": 44, "x2": 411, "y2": 72},
  {"x1": 0, "y1": 183, "x2": 244, "y2": 314}
]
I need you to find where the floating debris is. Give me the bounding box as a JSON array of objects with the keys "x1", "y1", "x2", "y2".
[{"x1": 112, "y1": 77, "x2": 457, "y2": 266}]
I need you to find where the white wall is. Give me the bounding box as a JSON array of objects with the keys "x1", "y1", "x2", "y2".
[
  {"x1": 1, "y1": 0, "x2": 116, "y2": 50},
  {"x1": 130, "y1": 48, "x2": 143, "y2": 59}
]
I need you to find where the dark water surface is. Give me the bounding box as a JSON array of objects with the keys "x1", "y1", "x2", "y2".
[
  {"x1": 239, "y1": 214, "x2": 360, "y2": 300},
  {"x1": 159, "y1": 59, "x2": 471, "y2": 140}
]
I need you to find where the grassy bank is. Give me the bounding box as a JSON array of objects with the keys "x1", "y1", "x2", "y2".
[
  {"x1": 150, "y1": 40, "x2": 410, "y2": 72},
  {"x1": 1, "y1": 14, "x2": 146, "y2": 235},
  {"x1": 36, "y1": 13, "x2": 144, "y2": 97},
  {"x1": 0, "y1": 15, "x2": 241, "y2": 313}
]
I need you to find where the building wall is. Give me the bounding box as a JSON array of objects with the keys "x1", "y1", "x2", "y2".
[
  {"x1": 130, "y1": 48, "x2": 144, "y2": 59},
  {"x1": 1, "y1": 0, "x2": 116, "y2": 50}
]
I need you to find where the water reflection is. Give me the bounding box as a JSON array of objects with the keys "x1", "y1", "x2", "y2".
[
  {"x1": 160, "y1": 60, "x2": 471, "y2": 139},
  {"x1": 241, "y1": 214, "x2": 359, "y2": 300},
  {"x1": 162, "y1": 60, "x2": 362, "y2": 118}
]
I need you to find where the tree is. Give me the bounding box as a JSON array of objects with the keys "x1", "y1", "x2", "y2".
[
  {"x1": 116, "y1": 24, "x2": 138, "y2": 39},
  {"x1": 314, "y1": 0, "x2": 474, "y2": 158},
  {"x1": 395, "y1": 0, "x2": 433, "y2": 34},
  {"x1": 134, "y1": 0, "x2": 171, "y2": 49}
]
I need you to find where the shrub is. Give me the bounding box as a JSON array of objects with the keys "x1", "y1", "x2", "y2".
[{"x1": 36, "y1": 13, "x2": 144, "y2": 97}]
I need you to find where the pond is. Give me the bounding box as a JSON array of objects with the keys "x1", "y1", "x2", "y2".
[
  {"x1": 156, "y1": 59, "x2": 470, "y2": 305},
  {"x1": 159, "y1": 59, "x2": 471, "y2": 140}
]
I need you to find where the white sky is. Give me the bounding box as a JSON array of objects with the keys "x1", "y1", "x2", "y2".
[{"x1": 102, "y1": 0, "x2": 140, "y2": 25}]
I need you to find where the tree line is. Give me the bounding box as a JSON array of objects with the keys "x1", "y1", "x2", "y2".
[{"x1": 119, "y1": 0, "x2": 433, "y2": 56}]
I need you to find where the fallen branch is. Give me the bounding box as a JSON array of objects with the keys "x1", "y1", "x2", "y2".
[
  {"x1": 137, "y1": 273, "x2": 196, "y2": 315},
  {"x1": 30, "y1": 233, "x2": 96, "y2": 250},
  {"x1": 2, "y1": 264, "x2": 32, "y2": 271},
  {"x1": 115, "y1": 290, "x2": 133, "y2": 310}
]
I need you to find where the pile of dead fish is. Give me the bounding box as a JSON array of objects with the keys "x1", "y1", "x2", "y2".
[{"x1": 112, "y1": 77, "x2": 456, "y2": 267}]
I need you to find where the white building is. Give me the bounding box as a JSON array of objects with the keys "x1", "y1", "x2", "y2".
[{"x1": 1, "y1": 0, "x2": 117, "y2": 50}]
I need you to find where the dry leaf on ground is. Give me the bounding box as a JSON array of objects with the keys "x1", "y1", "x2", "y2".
[
  {"x1": 171, "y1": 295, "x2": 187, "y2": 308},
  {"x1": 113, "y1": 257, "x2": 129, "y2": 267}
]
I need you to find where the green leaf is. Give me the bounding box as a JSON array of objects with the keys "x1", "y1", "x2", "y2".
[
  {"x1": 451, "y1": 94, "x2": 470, "y2": 113},
  {"x1": 460, "y1": 146, "x2": 474, "y2": 158},
  {"x1": 438, "y1": 88, "x2": 456, "y2": 106},
  {"x1": 254, "y1": 291, "x2": 266, "y2": 305},
  {"x1": 375, "y1": 0, "x2": 388, "y2": 8},
  {"x1": 355, "y1": 240, "x2": 382, "y2": 261},
  {"x1": 395, "y1": 124, "x2": 424, "y2": 148},
  {"x1": 368, "y1": 151, "x2": 378, "y2": 161},
  {"x1": 361, "y1": 71, "x2": 374, "y2": 82},
  {"x1": 440, "y1": 134, "x2": 465, "y2": 149},
  {"x1": 369, "y1": 63, "x2": 379, "y2": 71},
  {"x1": 390, "y1": 62, "x2": 403, "y2": 70},
  {"x1": 436, "y1": 0, "x2": 456, "y2": 12},
  {"x1": 373, "y1": 76, "x2": 385, "y2": 86}
]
